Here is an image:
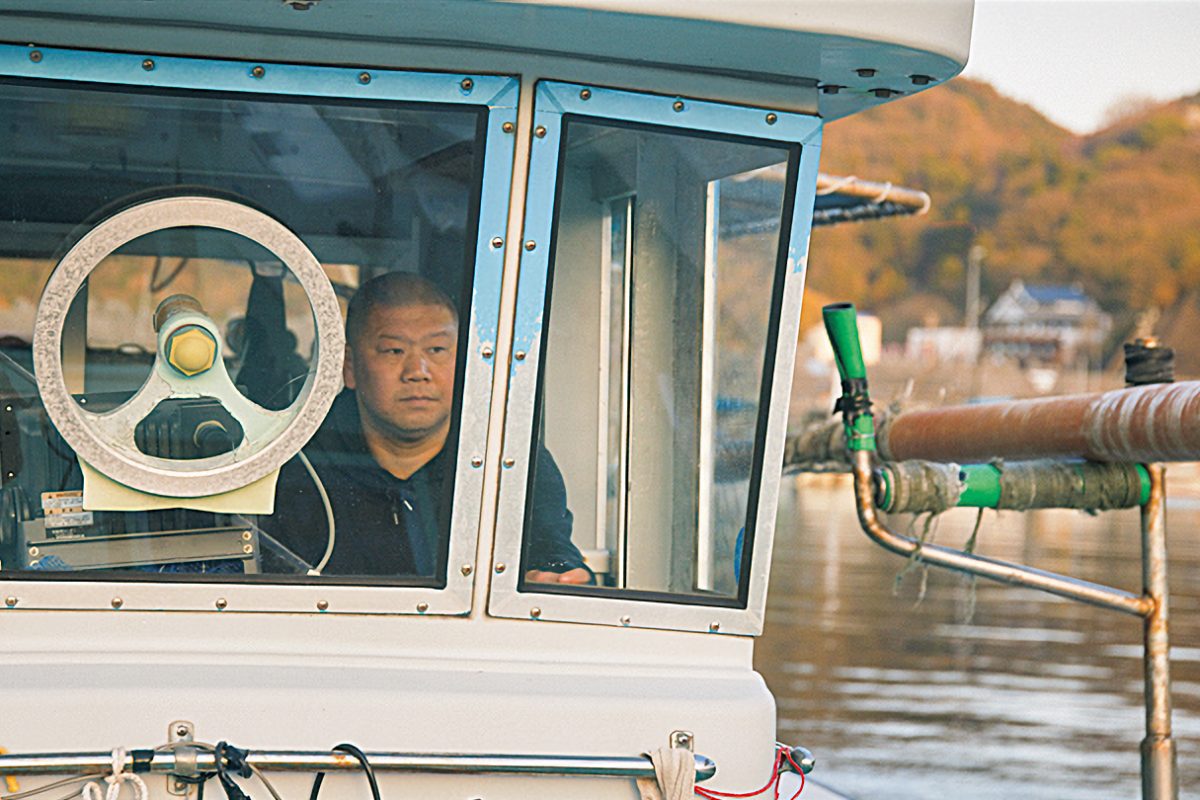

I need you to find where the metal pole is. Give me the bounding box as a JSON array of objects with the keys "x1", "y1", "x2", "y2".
[{"x1": 1141, "y1": 464, "x2": 1178, "y2": 800}]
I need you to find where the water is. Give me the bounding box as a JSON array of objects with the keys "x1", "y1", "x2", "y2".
[{"x1": 756, "y1": 475, "x2": 1200, "y2": 799}]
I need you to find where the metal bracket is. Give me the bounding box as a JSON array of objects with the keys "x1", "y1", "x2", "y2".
[
  {"x1": 669, "y1": 730, "x2": 694, "y2": 752},
  {"x1": 167, "y1": 720, "x2": 195, "y2": 797}
]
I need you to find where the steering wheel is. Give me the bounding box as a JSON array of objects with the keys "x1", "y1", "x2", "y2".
[{"x1": 33, "y1": 196, "x2": 344, "y2": 498}]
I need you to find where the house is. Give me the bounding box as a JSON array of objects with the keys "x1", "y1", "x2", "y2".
[{"x1": 983, "y1": 280, "x2": 1112, "y2": 366}]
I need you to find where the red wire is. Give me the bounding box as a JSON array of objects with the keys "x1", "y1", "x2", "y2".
[{"x1": 694, "y1": 746, "x2": 804, "y2": 800}]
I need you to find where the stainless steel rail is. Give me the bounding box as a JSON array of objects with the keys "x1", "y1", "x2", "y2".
[{"x1": 0, "y1": 750, "x2": 717, "y2": 782}]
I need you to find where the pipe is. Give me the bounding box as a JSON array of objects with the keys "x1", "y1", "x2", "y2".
[
  {"x1": 881, "y1": 381, "x2": 1200, "y2": 464},
  {"x1": 1140, "y1": 464, "x2": 1179, "y2": 800}
]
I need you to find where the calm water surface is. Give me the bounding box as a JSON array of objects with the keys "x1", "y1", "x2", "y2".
[{"x1": 756, "y1": 476, "x2": 1200, "y2": 800}]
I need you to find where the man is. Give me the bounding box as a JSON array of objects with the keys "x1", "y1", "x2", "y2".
[{"x1": 267, "y1": 271, "x2": 590, "y2": 584}]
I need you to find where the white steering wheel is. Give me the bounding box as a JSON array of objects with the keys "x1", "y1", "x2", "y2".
[{"x1": 32, "y1": 196, "x2": 344, "y2": 498}]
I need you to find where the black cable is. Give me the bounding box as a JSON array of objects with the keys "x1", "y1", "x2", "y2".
[
  {"x1": 213, "y1": 741, "x2": 253, "y2": 800},
  {"x1": 307, "y1": 743, "x2": 381, "y2": 800}
]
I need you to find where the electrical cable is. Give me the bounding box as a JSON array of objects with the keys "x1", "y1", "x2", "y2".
[
  {"x1": 1, "y1": 774, "x2": 102, "y2": 800},
  {"x1": 298, "y1": 449, "x2": 336, "y2": 576},
  {"x1": 153, "y1": 740, "x2": 284, "y2": 800},
  {"x1": 307, "y1": 743, "x2": 381, "y2": 800}
]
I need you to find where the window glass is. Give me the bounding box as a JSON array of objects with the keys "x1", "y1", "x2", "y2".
[
  {"x1": 525, "y1": 118, "x2": 794, "y2": 601},
  {"x1": 0, "y1": 78, "x2": 487, "y2": 586}
]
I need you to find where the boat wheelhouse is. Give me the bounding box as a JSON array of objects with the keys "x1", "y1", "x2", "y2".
[{"x1": 0, "y1": 3, "x2": 972, "y2": 798}]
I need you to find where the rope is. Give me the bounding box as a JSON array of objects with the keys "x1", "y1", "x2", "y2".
[
  {"x1": 882, "y1": 461, "x2": 962, "y2": 514},
  {"x1": 79, "y1": 750, "x2": 147, "y2": 800},
  {"x1": 996, "y1": 460, "x2": 1144, "y2": 511}
]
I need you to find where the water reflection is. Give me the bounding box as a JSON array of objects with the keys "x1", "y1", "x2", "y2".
[{"x1": 757, "y1": 475, "x2": 1199, "y2": 800}]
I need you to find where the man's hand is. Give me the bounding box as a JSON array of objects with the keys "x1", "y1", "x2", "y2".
[{"x1": 524, "y1": 567, "x2": 591, "y2": 584}]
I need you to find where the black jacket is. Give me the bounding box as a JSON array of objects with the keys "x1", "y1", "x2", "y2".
[{"x1": 263, "y1": 390, "x2": 584, "y2": 579}]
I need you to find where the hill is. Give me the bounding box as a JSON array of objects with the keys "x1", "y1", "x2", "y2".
[{"x1": 807, "y1": 78, "x2": 1200, "y2": 358}]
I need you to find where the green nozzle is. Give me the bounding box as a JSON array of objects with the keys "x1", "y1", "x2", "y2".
[{"x1": 822, "y1": 302, "x2": 867, "y2": 382}]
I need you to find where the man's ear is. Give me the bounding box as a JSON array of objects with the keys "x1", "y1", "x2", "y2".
[{"x1": 342, "y1": 344, "x2": 356, "y2": 389}]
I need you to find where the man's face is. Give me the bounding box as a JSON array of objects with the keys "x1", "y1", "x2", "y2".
[{"x1": 344, "y1": 302, "x2": 458, "y2": 445}]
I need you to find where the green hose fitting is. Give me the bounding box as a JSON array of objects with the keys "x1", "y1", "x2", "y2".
[{"x1": 822, "y1": 302, "x2": 876, "y2": 453}]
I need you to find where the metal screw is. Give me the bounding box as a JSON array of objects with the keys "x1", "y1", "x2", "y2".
[
  {"x1": 530, "y1": 607, "x2": 541, "y2": 619},
  {"x1": 820, "y1": 85, "x2": 842, "y2": 95},
  {"x1": 460, "y1": 564, "x2": 473, "y2": 576},
  {"x1": 358, "y1": 72, "x2": 371, "y2": 84},
  {"x1": 470, "y1": 456, "x2": 483, "y2": 468},
  {"x1": 316, "y1": 599, "x2": 329, "y2": 611},
  {"x1": 491, "y1": 236, "x2": 504, "y2": 248},
  {"x1": 78, "y1": 397, "x2": 87, "y2": 405},
  {"x1": 416, "y1": 602, "x2": 429, "y2": 613},
  {"x1": 242, "y1": 544, "x2": 253, "y2": 554},
  {"x1": 910, "y1": 74, "x2": 933, "y2": 86},
  {"x1": 670, "y1": 730, "x2": 694, "y2": 751},
  {"x1": 27, "y1": 546, "x2": 38, "y2": 557},
  {"x1": 4, "y1": 596, "x2": 16, "y2": 608},
  {"x1": 111, "y1": 597, "x2": 124, "y2": 609},
  {"x1": 856, "y1": 67, "x2": 876, "y2": 77},
  {"x1": 579, "y1": 88, "x2": 592, "y2": 100},
  {"x1": 502, "y1": 457, "x2": 515, "y2": 468},
  {"x1": 502, "y1": 121, "x2": 515, "y2": 133},
  {"x1": 142, "y1": 59, "x2": 155, "y2": 71},
  {"x1": 460, "y1": 77, "x2": 474, "y2": 92},
  {"x1": 620, "y1": 615, "x2": 632, "y2": 626},
  {"x1": 251, "y1": 65, "x2": 265, "y2": 79},
  {"x1": 215, "y1": 597, "x2": 228, "y2": 610},
  {"x1": 765, "y1": 113, "x2": 778, "y2": 125},
  {"x1": 4, "y1": 405, "x2": 11, "y2": 412},
  {"x1": 175, "y1": 724, "x2": 190, "y2": 738},
  {"x1": 524, "y1": 240, "x2": 536, "y2": 251},
  {"x1": 514, "y1": 351, "x2": 526, "y2": 361},
  {"x1": 535, "y1": 126, "x2": 547, "y2": 138},
  {"x1": 29, "y1": 50, "x2": 42, "y2": 63},
  {"x1": 481, "y1": 345, "x2": 494, "y2": 358},
  {"x1": 709, "y1": 621, "x2": 721, "y2": 632},
  {"x1": 672, "y1": 100, "x2": 685, "y2": 112},
  {"x1": 495, "y1": 563, "x2": 507, "y2": 574},
  {"x1": 6, "y1": 472, "x2": 15, "y2": 479},
  {"x1": 241, "y1": 531, "x2": 252, "y2": 541}
]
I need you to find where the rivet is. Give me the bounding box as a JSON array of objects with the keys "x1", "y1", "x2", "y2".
[
  {"x1": 579, "y1": 88, "x2": 592, "y2": 100},
  {"x1": 316, "y1": 599, "x2": 329, "y2": 611},
  {"x1": 460, "y1": 77, "x2": 474, "y2": 92},
  {"x1": 514, "y1": 351, "x2": 526, "y2": 361},
  {"x1": 6, "y1": 472, "x2": 15, "y2": 479},
  {"x1": 4, "y1": 405, "x2": 11, "y2": 412},
  {"x1": 530, "y1": 607, "x2": 542, "y2": 619},
  {"x1": 494, "y1": 563, "x2": 507, "y2": 574},
  {"x1": 709, "y1": 621, "x2": 721, "y2": 632},
  {"x1": 242, "y1": 544, "x2": 253, "y2": 554},
  {"x1": 765, "y1": 113, "x2": 778, "y2": 125},
  {"x1": 524, "y1": 240, "x2": 536, "y2": 251},
  {"x1": 78, "y1": 397, "x2": 87, "y2": 405},
  {"x1": 856, "y1": 68, "x2": 876, "y2": 78},
  {"x1": 28, "y1": 50, "x2": 42, "y2": 63},
  {"x1": 491, "y1": 236, "x2": 504, "y2": 248},
  {"x1": 4, "y1": 596, "x2": 16, "y2": 608},
  {"x1": 215, "y1": 597, "x2": 227, "y2": 610},
  {"x1": 672, "y1": 100, "x2": 685, "y2": 112},
  {"x1": 502, "y1": 121, "x2": 514, "y2": 133},
  {"x1": 481, "y1": 345, "x2": 494, "y2": 358},
  {"x1": 416, "y1": 602, "x2": 429, "y2": 613},
  {"x1": 27, "y1": 546, "x2": 38, "y2": 556},
  {"x1": 251, "y1": 65, "x2": 265, "y2": 79},
  {"x1": 502, "y1": 457, "x2": 515, "y2": 468},
  {"x1": 820, "y1": 85, "x2": 842, "y2": 95},
  {"x1": 142, "y1": 59, "x2": 155, "y2": 71},
  {"x1": 460, "y1": 564, "x2": 474, "y2": 576},
  {"x1": 535, "y1": 125, "x2": 547, "y2": 138},
  {"x1": 111, "y1": 597, "x2": 124, "y2": 609},
  {"x1": 872, "y1": 88, "x2": 898, "y2": 99},
  {"x1": 620, "y1": 615, "x2": 632, "y2": 627},
  {"x1": 910, "y1": 74, "x2": 933, "y2": 86},
  {"x1": 358, "y1": 72, "x2": 371, "y2": 84},
  {"x1": 241, "y1": 531, "x2": 252, "y2": 541},
  {"x1": 470, "y1": 456, "x2": 483, "y2": 468}
]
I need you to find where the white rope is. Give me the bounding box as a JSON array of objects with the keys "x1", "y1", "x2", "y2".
[
  {"x1": 80, "y1": 749, "x2": 147, "y2": 800},
  {"x1": 636, "y1": 747, "x2": 695, "y2": 800}
]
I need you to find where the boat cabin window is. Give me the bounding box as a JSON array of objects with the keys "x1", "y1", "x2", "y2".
[
  {"x1": 0, "y1": 76, "x2": 489, "y2": 588},
  {"x1": 524, "y1": 117, "x2": 795, "y2": 601}
]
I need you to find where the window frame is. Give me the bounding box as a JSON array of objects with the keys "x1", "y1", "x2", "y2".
[
  {"x1": 0, "y1": 44, "x2": 518, "y2": 615},
  {"x1": 488, "y1": 81, "x2": 821, "y2": 635}
]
